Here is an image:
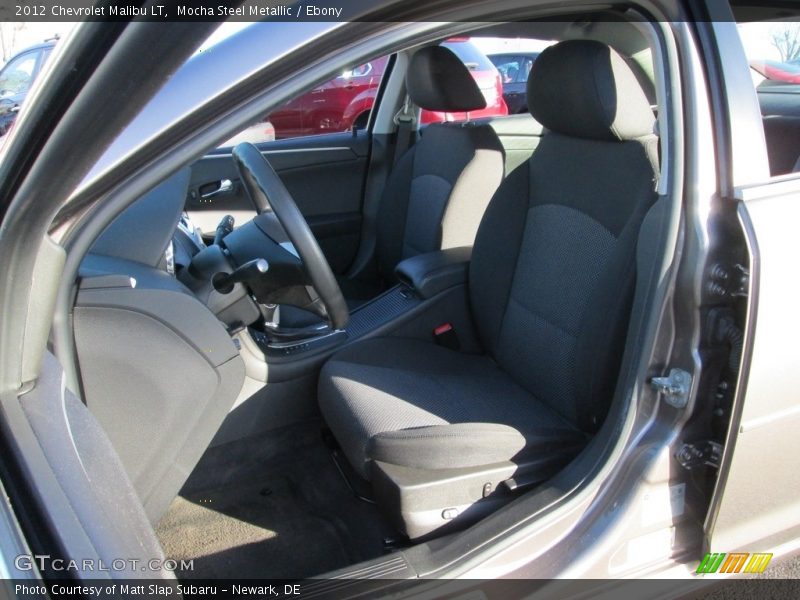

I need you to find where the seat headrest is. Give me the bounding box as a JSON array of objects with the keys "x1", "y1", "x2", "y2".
[
  {"x1": 528, "y1": 40, "x2": 655, "y2": 142},
  {"x1": 406, "y1": 46, "x2": 487, "y2": 112}
]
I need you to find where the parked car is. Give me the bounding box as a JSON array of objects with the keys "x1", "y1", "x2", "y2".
[
  {"x1": 488, "y1": 51, "x2": 540, "y2": 113},
  {"x1": 749, "y1": 58, "x2": 800, "y2": 84},
  {"x1": 0, "y1": 39, "x2": 55, "y2": 136},
  {"x1": 262, "y1": 38, "x2": 507, "y2": 140},
  {"x1": 1, "y1": 2, "x2": 800, "y2": 597},
  {"x1": 220, "y1": 119, "x2": 276, "y2": 146},
  {"x1": 0, "y1": 98, "x2": 16, "y2": 136}
]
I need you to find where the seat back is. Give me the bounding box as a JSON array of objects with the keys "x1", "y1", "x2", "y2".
[
  {"x1": 469, "y1": 40, "x2": 659, "y2": 433},
  {"x1": 375, "y1": 46, "x2": 505, "y2": 281}
]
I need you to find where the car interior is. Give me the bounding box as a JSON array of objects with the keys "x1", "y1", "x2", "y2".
[
  {"x1": 35, "y1": 6, "x2": 797, "y2": 581},
  {"x1": 62, "y1": 14, "x2": 668, "y2": 579}
]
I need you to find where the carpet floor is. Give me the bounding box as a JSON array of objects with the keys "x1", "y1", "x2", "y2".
[{"x1": 155, "y1": 420, "x2": 395, "y2": 579}]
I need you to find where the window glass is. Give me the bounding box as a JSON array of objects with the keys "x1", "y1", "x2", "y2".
[
  {"x1": 220, "y1": 36, "x2": 554, "y2": 146},
  {"x1": 219, "y1": 56, "x2": 388, "y2": 147},
  {"x1": 475, "y1": 37, "x2": 551, "y2": 117},
  {"x1": 489, "y1": 54, "x2": 538, "y2": 83},
  {"x1": 737, "y1": 21, "x2": 800, "y2": 177},
  {"x1": 738, "y1": 22, "x2": 800, "y2": 90},
  {"x1": 491, "y1": 56, "x2": 522, "y2": 83},
  {"x1": 0, "y1": 51, "x2": 39, "y2": 97}
]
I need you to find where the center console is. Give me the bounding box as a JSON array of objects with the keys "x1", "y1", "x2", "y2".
[{"x1": 238, "y1": 246, "x2": 474, "y2": 382}]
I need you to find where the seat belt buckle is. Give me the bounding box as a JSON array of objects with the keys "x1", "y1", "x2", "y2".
[{"x1": 433, "y1": 323, "x2": 460, "y2": 351}]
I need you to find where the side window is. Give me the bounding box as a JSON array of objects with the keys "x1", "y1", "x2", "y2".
[
  {"x1": 219, "y1": 56, "x2": 388, "y2": 147},
  {"x1": 0, "y1": 51, "x2": 40, "y2": 97},
  {"x1": 479, "y1": 39, "x2": 547, "y2": 118},
  {"x1": 489, "y1": 54, "x2": 537, "y2": 84},
  {"x1": 737, "y1": 22, "x2": 800, "y2": 176}
]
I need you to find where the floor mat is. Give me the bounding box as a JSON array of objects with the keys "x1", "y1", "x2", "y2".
[{"x1": 155, "y1": 420, "x2": 395, "y2": 579}]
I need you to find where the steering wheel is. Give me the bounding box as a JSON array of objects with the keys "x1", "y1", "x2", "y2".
[{"x1": 231, "y1": 142, "x2": 349, "y2": 330}]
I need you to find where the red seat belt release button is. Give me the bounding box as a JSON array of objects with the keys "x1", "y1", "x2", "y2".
[{"x1": 433, "y1": 323, "x2": 460, "y2": 351}]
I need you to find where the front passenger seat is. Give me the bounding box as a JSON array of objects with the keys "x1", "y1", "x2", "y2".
[
  {"x1": 319, "y1": 40, "x2": 659, "y2": 539},
  {"x1": 341, "y1": 45, "x2": 505, "y2": 303}
]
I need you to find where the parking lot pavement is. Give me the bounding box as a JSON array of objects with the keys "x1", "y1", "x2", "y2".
[
  {"x1": 691, "y1": 554, "x2": 800, "y2": 600},
  {"x1": 752, "y1": 553, "x2": 800, "y2": 578}
]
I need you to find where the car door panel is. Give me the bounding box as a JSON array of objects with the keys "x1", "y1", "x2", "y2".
[
  {"x1": 187, "y1": 131, "x2": 368, "y2": 274},
  {"x1": 707, "y1": 183, "x2": 800, "y2": 553},
  {"x1": 703, "y1": 26, "x2": 800, "y2": 550}
]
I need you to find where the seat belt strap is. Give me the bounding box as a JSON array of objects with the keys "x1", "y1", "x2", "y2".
[{"x1": 392, "y1": 94, "x2": 416, "y2": 166}]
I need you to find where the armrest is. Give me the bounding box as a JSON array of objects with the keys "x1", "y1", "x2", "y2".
[{"x1": 395, "y1": 247, "x2": 472, "y2": 299}]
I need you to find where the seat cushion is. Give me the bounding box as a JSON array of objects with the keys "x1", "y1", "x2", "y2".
[{"x1": 318, "y1": 337, "x2": 585, "y2": 480}]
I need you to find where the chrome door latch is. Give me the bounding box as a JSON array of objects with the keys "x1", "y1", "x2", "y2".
[
  {"x1": 650, "y1": 368, "x2": 692, "y2": 408},
  {"x1": 201, "y1": 178, "x2": 233, "y2": 200}
]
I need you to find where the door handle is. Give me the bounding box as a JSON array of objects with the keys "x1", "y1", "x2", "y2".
[{"x1": 200, "y1": 179, "x2": 233, "y2": 199}]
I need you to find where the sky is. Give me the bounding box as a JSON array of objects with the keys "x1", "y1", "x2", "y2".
[{"x1": 0, "y1": 20, "x2": 792, "y2": 66}]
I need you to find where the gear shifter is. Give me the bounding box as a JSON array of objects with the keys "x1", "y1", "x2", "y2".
[{"x1": 213, "y1": 258, "x2": 268, "y2": 294}]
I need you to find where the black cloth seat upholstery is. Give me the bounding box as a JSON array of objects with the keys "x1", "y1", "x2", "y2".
[
  {"x1": 321, "y1": 337, "x2": 588, "y2": 478},
  {"x1": 319, "y1": 41, "x2": 659, "y2": 505},
  {"x1": 343, "y1": 46, "x2": 505, "y2": 299}
]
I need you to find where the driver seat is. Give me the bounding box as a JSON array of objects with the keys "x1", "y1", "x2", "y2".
[
  {"x1": 318, "y1": 40, "x2": 659, "y2": 538},
  {"x1": 340, "y1": 45, "x2": 505, "y2": 304}
]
